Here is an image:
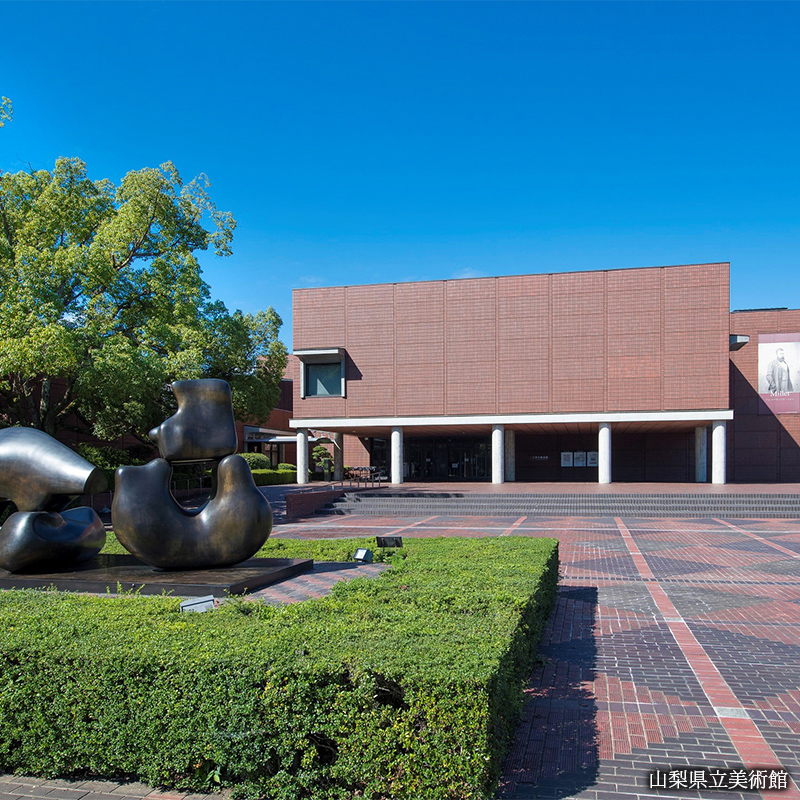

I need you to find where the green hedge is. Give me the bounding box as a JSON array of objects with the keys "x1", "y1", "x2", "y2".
[
  {"x1": 250, "y1": 468, "x2": 298, "y2": 486},
  {"x1": 0, "y1": 536, "x2": 558, "y2": 799},
  {"x1": 240, "y1": 452, "x2": 272, "y2": 471}
]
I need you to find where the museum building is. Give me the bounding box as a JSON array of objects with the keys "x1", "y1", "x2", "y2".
[{"x1": 287, "y1": 262, "x2": 800, "y2": 484}]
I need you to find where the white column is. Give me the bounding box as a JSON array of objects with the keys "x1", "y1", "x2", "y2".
[
  {"x1": 391, "y1": 427, "x2": 404, "y2": 484},
  {"x1": 296, "y1": 428, "x2": 309, "y2": 485},
  {"x1": 712, "y1": 420, "x2": 727, "y2": 485},
  {"x1": 695, "y1": 426, "x2": 708, "y2": 483},
  {"x1": 333, "y1": 432, "x2": 344, "y2": 481},
  {"x1": 598, "y1": 423, "x2": 612, "y2": 484},
  {"x1": 492, "y1": 424, "x2": 505, "y2": 484},
  {"x1": 504, "y1": 429, "x2": 516, "y2": 482}
]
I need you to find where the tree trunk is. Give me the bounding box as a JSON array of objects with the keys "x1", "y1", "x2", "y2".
[{"x1": 39, "y1": 378, "x2": 50, "y2": 430}]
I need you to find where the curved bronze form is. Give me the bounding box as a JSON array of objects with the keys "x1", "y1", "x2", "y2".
[
  {"x1": 0, "y1": 508, "x2": 106, "y2": 573},
  {"x1": 112, "y1": 455, "x2": 272, "y2": 569},
  {"x1": 0, "y1": 428, "x2": 107, "y2": 573},
  {"x1": 148, "y1": 379, "x2": 237, "y2": 462},
  {"x1": 0, "y1": 427, "x2": 107, "y2": 512}
]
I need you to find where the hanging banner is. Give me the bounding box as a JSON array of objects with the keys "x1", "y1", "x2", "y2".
[{"x1": 758, "y1": 333, "x2": 800, "y2": 414}]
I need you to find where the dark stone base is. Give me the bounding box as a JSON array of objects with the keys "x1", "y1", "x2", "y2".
[{"x1": 0, "y1": 554, "x2": 314, "y2": 597}]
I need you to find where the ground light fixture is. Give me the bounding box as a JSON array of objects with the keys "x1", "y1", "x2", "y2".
[
  {"x1": 179, "y1": 595, "x2": 216, "y2": 613},
  {"x1": 353, "y1": 548, "x2": 373, "y2": 563}
]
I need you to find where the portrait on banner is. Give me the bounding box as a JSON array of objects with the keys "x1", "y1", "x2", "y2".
[{"x1": 758, "y1": 333, "x2": 800, "y2": 414}]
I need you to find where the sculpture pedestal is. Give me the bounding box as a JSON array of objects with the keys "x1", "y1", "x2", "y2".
[{"x1": 0, "y1": 554, "x2": 313, "y2": 597}]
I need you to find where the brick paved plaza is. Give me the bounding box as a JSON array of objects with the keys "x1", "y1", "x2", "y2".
[{"x1": 2, "y1": 510, "x2": 799, "y2": 800}]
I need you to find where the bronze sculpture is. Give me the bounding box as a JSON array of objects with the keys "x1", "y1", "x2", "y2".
[
  {"x1": 112, "y1": 379, "x2": 272, "y2": 570},
  {"x1": 148, "y1": 379, "x2": 238, "y2": 462},
  {"x1": 0, "y1": 427, "x2": 107, "y2": 512},
  {"x1": 0, "y1": 428, "x2": 107, "y2": 573}
]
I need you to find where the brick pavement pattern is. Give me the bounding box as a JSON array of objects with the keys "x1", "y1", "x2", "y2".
[{"x1": 3, "y1": 513, "x2": 799, "y2": 800}]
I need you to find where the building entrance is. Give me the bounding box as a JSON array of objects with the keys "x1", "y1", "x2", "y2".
[{"x1": 405, "y1": 435, "x2": 490, "y2": 480}]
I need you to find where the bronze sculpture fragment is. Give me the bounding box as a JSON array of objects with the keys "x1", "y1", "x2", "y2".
[
  {"x1": 148, "y1": 379, "x2": 238, "y2": 462},
  {"x1": 0, "y1": 428, "x2": 107, "y2": 573},
  {"x1": 113, "y1": 456, "x2": 272, "y2": 569}
]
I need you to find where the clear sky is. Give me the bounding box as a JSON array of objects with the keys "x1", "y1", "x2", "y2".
[{"x1": 1, "y1": 1, "x2": 798, "y2": 345}]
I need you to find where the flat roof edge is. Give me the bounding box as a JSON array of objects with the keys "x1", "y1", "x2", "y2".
[{"x1": 292, "y1": 262, "x2": 730, "y2": 294}]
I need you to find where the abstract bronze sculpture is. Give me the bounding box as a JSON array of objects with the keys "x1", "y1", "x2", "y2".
[
  {"x1": 148, "y1": 379, "x2": 238, "y2": 462},
  {"x1": 0, "y1": 428, "x2": 107, "y2": 573},
  {"x1": 112, "y1": 379, "x2": 272, "y2": 570}
]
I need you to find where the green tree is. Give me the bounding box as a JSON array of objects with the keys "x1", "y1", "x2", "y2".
[
  {"x1": 0, "y1": 155, "x2": 287, "y2": 440},
  {"x1": 0, "y1": 97, "x2": 11, "y2": 128}
]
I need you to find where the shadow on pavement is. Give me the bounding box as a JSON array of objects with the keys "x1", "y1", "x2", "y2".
[{"x1": 499, "y1": 585, "x2": 599, "y2": 799}]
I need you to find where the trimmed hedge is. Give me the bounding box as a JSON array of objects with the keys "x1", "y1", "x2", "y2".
[
  {"x1": 0, "y1": 536, "x2": 558, "y2": 799},
  {"x1": 240, "y1": 452, "x2": 272, "y2": 471},
  {"x1": 250, "y1": 468, "x2": 298, "y2": 486}
]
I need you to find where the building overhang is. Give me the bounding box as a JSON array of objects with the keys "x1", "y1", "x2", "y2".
[
  {"x1": 258, "y1": 435, "x2": 331, "y2": 444},
  {"x1": 244, "y1": 425, "x2": 331, "y2": 445},
  {"x1": 290, "y1": 410, "x2": 734, "y2": 438},
  {"x1": 292, "y1": 347, "x2": 346, "y2": 363},
  {"x1": 246, "y1": 434, "x2": 332, "y2": 445},
  {"x1": 729, "y1": 334, "x2": 750, "y2": 351}
]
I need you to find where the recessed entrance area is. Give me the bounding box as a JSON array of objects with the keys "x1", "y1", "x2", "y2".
[
  {"x1": 515, "y1": 431, "x2": 696, "y2": 482},
  {"x1": 372, "y1": 435, "x2": 491, "y2": 480}
]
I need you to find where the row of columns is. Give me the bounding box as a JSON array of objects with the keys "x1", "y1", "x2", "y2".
[{"x1": 295, "y1": 421, "x2": 727, "y2": 485}]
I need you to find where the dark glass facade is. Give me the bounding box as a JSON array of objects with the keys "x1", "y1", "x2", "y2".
[{"x1": 370, "y1": 435, "x2": 491, "y2": 480}]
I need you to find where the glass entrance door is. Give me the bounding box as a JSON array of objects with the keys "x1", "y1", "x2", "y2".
[{"x1": 406, "y1": 436, "x2": 490, "y2": 480}]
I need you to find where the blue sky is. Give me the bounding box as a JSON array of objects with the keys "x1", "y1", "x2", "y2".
[{"x1": 1, "y1": 1, "x2": 798, "y2": 343}]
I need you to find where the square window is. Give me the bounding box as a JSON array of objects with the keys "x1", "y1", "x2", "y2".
[
  {"x1": 295, "y1": 348, "x2": 346, "y2": 399},
  {"x1": 306, "y1": 362, "x2": 342, "y2": 396}
]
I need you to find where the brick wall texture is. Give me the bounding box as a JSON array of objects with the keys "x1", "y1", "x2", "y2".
[
  {"x1": 293, "y1": 263, "x2": 731, "y2": 420},
  {"x1": 729, "y1": 309, "x2": 800, "y2": 482}
]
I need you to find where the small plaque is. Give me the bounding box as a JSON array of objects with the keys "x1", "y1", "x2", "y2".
[
  {"x1": 573, "y1": 451, "x2": 587, "y2": 467},
  {"x1": 587, "y1": 451, "x2": 598, "y2": 467},
  {"x1": 560, "y1": 452, "x2": 573, "y2": 467}
]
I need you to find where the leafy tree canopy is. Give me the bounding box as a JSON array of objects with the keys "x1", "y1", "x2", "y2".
[
  {"x1": 0, "y1": 155, "x2": 287, "y2": 440},
  {"x1": 0, "y1": 97, "x2": 11, "y2": 128}
]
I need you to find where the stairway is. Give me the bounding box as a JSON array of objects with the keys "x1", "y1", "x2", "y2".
[{"x1": 315, "y1": 491, "x2": 800, "y2": 518}]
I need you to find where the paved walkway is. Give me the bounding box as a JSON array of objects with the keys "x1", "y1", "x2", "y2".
[
  {"x1": 278, "y1": 514, "x2": 800, "y2": 799},
  {"x1": 3, "y1": 513, "x2": 799, "y2": 800},
  {"x1": 246, "y1": 559, "x2": 389, "y2": 604}
]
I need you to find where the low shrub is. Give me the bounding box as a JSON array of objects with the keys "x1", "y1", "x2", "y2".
[
  {"x1": 276, "y1": 463, "x2": 295, "y2": 472},
  {"x1": 0, "y1": 536, "x2": 558, "y2": 800},
  {"x1": 240, "y1": 452, "x2": 272, "y2": 471},
  {"x1": 250, "y1": 468, "x2": 297, "y2": 486}
]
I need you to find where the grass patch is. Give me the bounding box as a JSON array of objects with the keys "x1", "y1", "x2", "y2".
[{"x1": 0, "y1": 536, "x2": 557, "y2": 799}]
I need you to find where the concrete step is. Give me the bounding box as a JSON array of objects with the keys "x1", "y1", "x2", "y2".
[{"x1": 313, "y1": 491, "x2": 800, "y2": 518}]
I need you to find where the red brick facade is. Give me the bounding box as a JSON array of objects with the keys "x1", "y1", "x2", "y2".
[
  {"x1": 288, "y1": 263, "x2": 800, "y2": 483},
  {"x1": 293, "y1": 263, "x2": 731, "y2": 419}
]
